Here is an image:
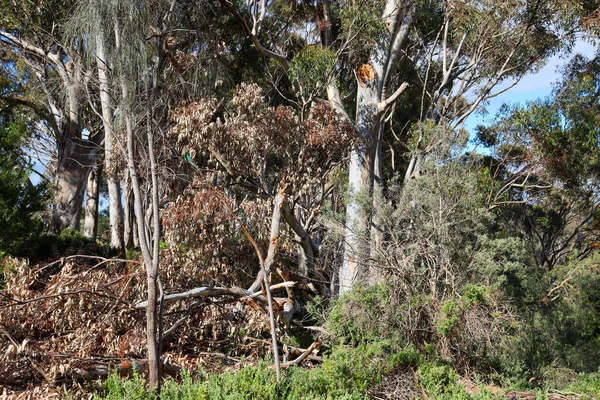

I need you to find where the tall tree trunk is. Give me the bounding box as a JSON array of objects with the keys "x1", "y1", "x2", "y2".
[
  {"x1": 53, "y1": 77, "x2": 91, "y2": 232},
  {"x1": 83, "y1": 163, "x2": 101, "y2": 239},
  {"x1": 52, "y1": 136, "x2": 91, "y2": 231},
  {"x1": 369, "y1": 125, "x2": 385, "y2": 284},
  {"x1": 339, "y1": 67, "x2": 378, "y2": 293},
  {"x1": 116, "y1": 14, "x2": 161, "y2": 387},
  {"x1": 123, "y1": 174, "x2": 135, "y2": 249},
  {"x1": 125, "y1": 109, "x2": 161, "y2": 389},
  {"x1": 338, "y1": 0, "x2": 414, "y2": 293},
  {"x1": 96, "y1": 31, "x2": 125, "y2": 251}
]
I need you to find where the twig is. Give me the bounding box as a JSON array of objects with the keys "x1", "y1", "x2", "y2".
[
  {"x1": 0, "y1": 327, "x2": 53, "y2": 384},
  {"x1": 1, "y1": 288, "x2": 133, "y2": 310}
]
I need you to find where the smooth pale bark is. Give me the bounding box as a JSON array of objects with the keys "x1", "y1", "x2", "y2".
[
  {"x1": 125, "y1": 110, "x2": 160, "y2": 389},
  {"x1": 338, "y1": 0, "x2": 414, "y2": 293},
  {"x1": 123, "y1": 175, "x2": 135, "y2": 249},
  {"x1": 340, "y1": 69, "x2": 378, "y2": 293},
  {"x1": 369, "y1": 125, "x2": 385, "y2": 284},
  {"x1": 262, "y1": 191, "x2": 286, "y2": 380},
  {"x1": 83, "y1": 164, "x2": 101, "y2": 239},
  {"x1": 96, "y1": 31, "x2": 125, "y2": 250},
  {"x1": 114, "y1": 11, "x2": 161, "y2": 386},
  {"x1": 147, "y1": 111, "x2": 162, "y2": 390},
  {"x1": 293, "y1": 206, "x2": 312, "y2": 277}
]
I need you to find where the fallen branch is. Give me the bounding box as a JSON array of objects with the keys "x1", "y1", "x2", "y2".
[
  {"x1": 134, "y1": 286, "x2": 249, "y2": 309},
  {"x1": 134, "y1": 282, "x2": 296, "y2": 309},
  {"x1": 274, "y1": 341, "x2": 322, "y2": 369},
  {"x1": 283, "y1": 343, "x2": 323, "y2": 363},
  {"x1": 249, "y1": 281, "x2": 295, "y2": 298},
  {"x1": 303, "y1": 325, "x2": 330, "y2": 335},
  {"x1": 244, "y1": 337, "x2": 322, "y2": 363}
]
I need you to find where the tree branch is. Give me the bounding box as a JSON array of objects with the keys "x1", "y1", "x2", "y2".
[{"x1": 217, "y1": 0, "x2": 289, "y2": 69}]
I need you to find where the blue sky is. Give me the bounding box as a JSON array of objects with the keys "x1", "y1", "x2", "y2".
[{"x1": 465, "y1": 39, "x2": 597, "y2": 132}]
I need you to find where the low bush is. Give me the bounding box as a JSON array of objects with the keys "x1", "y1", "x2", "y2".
[{"x1": 95, "y1": 341, "x2": 420, "y2": 400}]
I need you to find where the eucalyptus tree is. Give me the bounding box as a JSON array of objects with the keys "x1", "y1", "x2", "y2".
[
  {"x1": 480, "y1": 49, "x2": 600, "y2": 272},
  {"x1": 66, "y1": 0, "x2": 141, "y2": 250},
  {"x1": 66, "y1": 0, "x2": 159, "y2": 388},
  {"x1": 66, "y1": 0, "x2": 242, "y2": 389},
  {"x1": 217, "y1": 0, "x2": 582, "y2": 292},
  {"x1": 0, "y1": 0, "x2": 101, "y2": 231}
]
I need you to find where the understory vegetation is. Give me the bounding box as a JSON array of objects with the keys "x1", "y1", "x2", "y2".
[
  {"x1": 2, "y1": 0, "x2": 600, "y2": 398},
  {"x1": 4, "y1": 152, "x2": 600, "y2": 399}
]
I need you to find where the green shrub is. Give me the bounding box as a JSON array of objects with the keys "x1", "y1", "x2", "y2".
[
  {"x1": 95, "y1": 341, "x2": 420, "y2": 400},
  {"x1": 436, "y1": 299, "x2": 460, "y2": 336},
  {"x1": 564, "y1": 371, "x2": 600, "y2": 398},
  {"x1": 463, "y1": 285, "x2": 491, "y2": 306},
  {"x1": 96, "y1": 372, "x2": 154, "y2": 400},
  {"x1": 327, "y1": 283, "x2": 399, "y2": 345},
  {"x1": 416, "y1": 362, "x2": 504, "y2": 400},
  {"x1": 418, "y1": 362, "x2": 459, "y2": 396}
]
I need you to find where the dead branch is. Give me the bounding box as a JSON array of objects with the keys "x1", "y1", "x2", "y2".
[
  {"x1": 133, "y1": 282, "x2": 296, "y2": 309},
  {"x1": 276, "y1": 341, "x2": 322, "y2": 369},
  {"x1": 244, "y1": 337, "x2": 323, "y2": 363}
]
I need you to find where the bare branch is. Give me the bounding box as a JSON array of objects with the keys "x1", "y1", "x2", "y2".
[
  {"x1": 378, "y1": 82, "x2": 409, "y2": 113},
  {"x1": 217, "y1": 0, "x2": 289, "y2": 69}
]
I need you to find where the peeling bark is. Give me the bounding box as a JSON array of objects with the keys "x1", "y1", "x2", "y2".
[
  {"x1": 53, "y1": 137, "x2": 94, "y2": 231},
  {"x1": 83, "y1": 163, "x2": 101, "y2": 240}
]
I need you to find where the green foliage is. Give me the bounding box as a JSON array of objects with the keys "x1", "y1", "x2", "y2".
[
  {"x1": 463, "y1": 285, "x2": 491, "y2": 306},
  {"x1": 327, "y1": 283, "x2": 397, "y2": 344},
  {"x1": 471, "y1": 235, "x2": 537, "y2": 304},
  {"x1": 96, "y1": 342, "x2": 419, "y2": 400},
  {"x1": 126, "y1": 247, "x2": 141, "y2": 261},
  {"x1": 96, "y1": 371, "x2": 154, "y2": 400},
  {"x1": 437, "y1": 299, "x2": 460, "y2": 336},
  {"x1": 418, "y1": 362, "x2": 459, "y2": 397},
  {"x1": 0, "y1": 0, "x2": 74, "y2": 35},
  {"x1": 564, "y1": 371, "x2": 600, "y2": 399},
  {"x1": 417, "y1": 362, "x2": 507, "y2": 400},
  {"x1": 336, "y1": 0, "x2": 386, "y2": 62},
  {"x1": 97, "y1": 365, "x2": 600, "y2": 400},
  {"x1": 288, "y1": 47, "x2": 337, "y2": 100},
  {"x1": 197, "y1": 362, "x2": 280, "y2": 399},
  {"x1": 0, "y1": 114, "x2": 47, "y2": 257}
]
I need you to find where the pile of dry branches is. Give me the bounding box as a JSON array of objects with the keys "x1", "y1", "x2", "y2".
[{"x1": 0, "y1": 253, "x2": 313, "y2": 397}]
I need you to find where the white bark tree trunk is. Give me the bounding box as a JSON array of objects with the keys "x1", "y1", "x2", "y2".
[
  {"x1": 83, "y1": 163, "x2": 101, "y2": 239},
  {"x1": 96, "y1": 31, "x2": 125, "y2": 251},
  {"x1": 123, "y1": 174, "x2": 135, "y2": 249},
  {"x1": 338, "y1": 0, "x2": 414, "y2": 294},
  {"x1": 369, "y1": 124, "x2": 385, "y2": 284},
  {"x1": 339, "y1": 66, "x2": 378, "y2": 293}
]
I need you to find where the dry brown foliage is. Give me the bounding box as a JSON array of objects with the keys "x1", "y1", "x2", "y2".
[{"x1": 0, "y1": 254, "x2": 278, "y2": 397}]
